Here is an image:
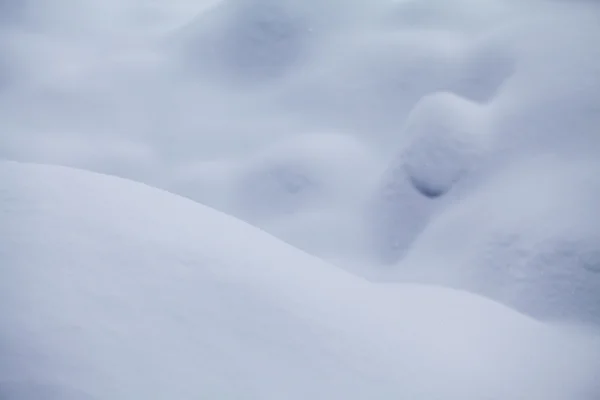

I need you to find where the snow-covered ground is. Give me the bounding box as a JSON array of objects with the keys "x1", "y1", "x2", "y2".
[
  {"x1": 1, "y1": 0, "x2": 600, "y2": 398},
  {"x1": 2, "y1": 161, "x2": 599, "y2": 399}
]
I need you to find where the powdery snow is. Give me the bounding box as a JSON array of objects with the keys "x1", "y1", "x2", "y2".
[
  {"x1": 1, "y1": 0, "x2": 600, "y2": 396},
  {"x1": 229, "y1": 132, "x2": 379, "y2": 222},
  {"x1": 368, "y1": 91, "x2": 490, "y2": 264},
  {"x1": 1, "y1": 161, "x2": 599, "y2": 399},
  {"x1": 400, "y1": 91, "x2": 489, "y2": 198},
  {"x1": 399, "y1": 156, "x2": 600, "y2": 326}
]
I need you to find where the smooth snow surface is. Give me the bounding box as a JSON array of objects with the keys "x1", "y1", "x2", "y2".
[
  {"x1": 400, "y1": 156, "x2": 600, "y2": 325},
  {"x1": 400, "y1": 92, "x2": 489, "y2": 198},
  {"x1": 2, "y1": 0, "x2": 600, "y2": 397},
  {"x1": 1, "y1": 161, "x2": 599, "y2": 399}
]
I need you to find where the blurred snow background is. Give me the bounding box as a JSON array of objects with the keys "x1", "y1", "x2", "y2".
[{"x1": 1, "y1": 0, "x2": 600, "y2": 397}]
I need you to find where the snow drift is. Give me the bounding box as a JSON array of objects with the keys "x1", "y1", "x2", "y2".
[
  {"x1": 1, "y1": 161, "x2": 599, "y2": 399},
  {"x1": 1, "y1": 0, "x2": 599, "y2": 281},
  {"x1": 400, "y1": 156, "x2": 600, "y2": 326},
  {"x1": 1, "y1": 1, "x2": 600, "y2": 396}
]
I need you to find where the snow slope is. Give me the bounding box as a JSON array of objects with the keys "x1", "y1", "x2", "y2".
[
  {"x1": 369, "y1": 91, "x2": 490, "y2": 263},
  {"x1": 1, "y1": 161, "x2": 599, "y2": 399},
  {"x1": 1, "y1": 0, "x2": 599, "y2": 282},
  {"x1": 400, "y1": 156, "x2": 600, "y2": 326}
]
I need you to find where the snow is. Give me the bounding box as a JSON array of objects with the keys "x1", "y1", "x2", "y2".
[
  {"x1": 176, "y1": 0, "x2": 310, "y2": 83},
  {"x1": 277, "y1": 28, "x2": 464, "y2": 139},
  {"x1": 450, "y1": 31, "x2": 515, "y2": 102},
  {"x1": 488, "y1": 8, "x2": 600, "y2": 161},
  {"x1": 0, "y1": 1, "x2": 25, "y2": 26},
  {"x1": 229, "y1": 133, "x2": 379, "y2": 222},
  {"x1": 367, "y1": 91, "x2": 490, "y2": 263},
  {"x1": 399, "y1": 91, "x2": 489, "y2": 198},
  {"x1": 2, "y1": 0, "x2": 600, "y2": 397},
  {"x1": 400, "y1": 156, "x2": 600, "y2": 326},
  {"x1": 1, "y1": 161, "x2": 599, "y2": 399},
  {"x1": 386, "y1": 0, "x2": 517, "y2": 33}
]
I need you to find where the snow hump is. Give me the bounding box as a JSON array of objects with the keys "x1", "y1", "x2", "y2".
[{"x1": 1, "y1": 161, "x2": 599, "y2": 399}]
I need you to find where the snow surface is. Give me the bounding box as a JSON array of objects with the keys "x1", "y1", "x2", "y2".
[
  {"x1": 2, "y1": 0, "x2": 600, "y2": 396},
  {"x1": 399, "y1": 156, "x2": 600, "y2": 326},
  {"x1": 400, "y1": 91, "x2": 489, "y2": 199},
  {"x1": 1, "y1": 161, "x2": 599, "y2": 399}
]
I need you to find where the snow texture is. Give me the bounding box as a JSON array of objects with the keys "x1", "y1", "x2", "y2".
[
  {"x1": 1, "y1": 161, "x2": 599, "y2": 399},
  {"x1": 401, "y1": 156, "x2": 600, "y2": 326},
  {"x1": 177, "y1": 0, "x2": 311, "y2": 82},
  {"x1": 1, "y1": 0, "x2": 600, "y2": 396},
  {"x1": 230, "y1": 133, "x2": 379, "y2": 223},
  {"x1": 368, "y1": 91, "x2": 490, "y2": 264},
  {"x1": 400, "y1": 91, "x2": 489, "y2": 198}
]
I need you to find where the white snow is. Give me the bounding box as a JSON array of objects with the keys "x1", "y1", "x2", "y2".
[
  {"x1": 1, "y1": 161, "x2": 599, "y2": 399},
  {"x1": 277, "y1": 28, "x2": 464, "y2": 139},
  {"x1": 229, "y1": 133, "x2": 379, "y2": 222},
  {"x1": 367, "y1": 91, "x2": 490, "y2": 264},
  {"x1": 399, "y1": 91, "x2": 490, "y2": 198},
  {"x1": 400, "y1": 156, "x2": 600, "y2": 326},
  {"x1": 2, "y1": 0, "x2": 600, "y2": 397}
]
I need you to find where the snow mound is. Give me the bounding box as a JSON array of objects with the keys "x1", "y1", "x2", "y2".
[
  {"x1": 367, "y1": 92, "x2": 488, "y2": 264},
  {"x1": 368, "y1": 162, "x2": 437, "y2": 265},
  {"x1": 165, "y1": 159, "x2": 237, "y2": 211},
  {"x1": 401, "y1": 92, "x2": 490, "y2": 198},
  {"x1": 175, "y1": 0, "x2": 390, "y2": 83},
  {"x1": 230, "y1": 133, "x2": 379, "y2": 223},
  {"x1": 262, "y1": 208, "x2": 372, "y2": 269},
  {"x1": 176, "y1": 0, "x2": 315, "y2": 83},
  {"x1": 279, "y1": 29, "x2": 463, "y2": 137},
  {"x1": 450, "y1": 32, "x2": 516, "y2": 102},
  {"x1": 1, "y1": 161, "x2": 598, "y2": 399},
  {"x1": 401, "y1": 156, "x2": 600, "y2": 326},
  {"x1": 489, "y1": 8, "x2": 600, "y2": 160}
]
